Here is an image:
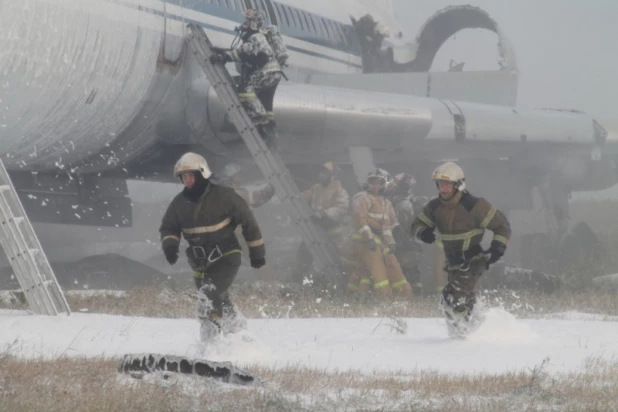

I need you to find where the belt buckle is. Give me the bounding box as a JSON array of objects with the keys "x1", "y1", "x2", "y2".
[
  {"x1": 192, "y1": 246, "x2": 207, "y2": 259},
  {"x1": 207, "y1": 245, "x2": 223, "y2": 263}
]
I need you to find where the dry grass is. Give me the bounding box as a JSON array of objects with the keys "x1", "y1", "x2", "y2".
[
  {"x1": 1, "y1": 355, "x2": 617, "y2": 411},
  {"x1": 56, "y1": 282, "x2": 618, "y2": 320}
]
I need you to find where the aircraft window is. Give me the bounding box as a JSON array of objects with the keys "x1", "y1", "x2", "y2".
[
  {"x1": 310, "y1": 15, "x2": 324, "y2": 37},
  {"x1": 275, "y1": 3, "x2": 290, "y2": 26},
  {"x1": 285, "y1": 6, "x2": 300, "y2": 27},
  {"x1": 264, "y1": 0, "x2": 278, "y2": 25},
  {"x1": 320, "y1": 18, "x2": 334, "y2": 41},
  {"x1": 221, "y1": 0, "x2": 229, "y2": 8},
  {"x1": 335, "y1": 22, "x2": 347, "y2": 44},
  {"x1": 299, "y1": 11, "x2": 311, "y2": 32},
  {"x1": 291, "y1": 8, "x2": 303, "y2": 30},
  {"x1": 305, "y1": 13, "x2": 318, "y2": 33},
  {"x1": 243, "y1": 0, "x2": 252, "y2": 9},
  {"x1": 326, "y1": 20, "x2": 341, "y2": 43},
  {"x1": 254, "y1": 0, "x2": 267, "y2": 14}
]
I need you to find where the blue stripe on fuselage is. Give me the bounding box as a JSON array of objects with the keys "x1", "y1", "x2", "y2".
[{"x1": 151, "y1": 0, "x2": 362, "y2": 68}]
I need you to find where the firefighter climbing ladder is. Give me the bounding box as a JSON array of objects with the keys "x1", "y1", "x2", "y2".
[
  {"x1": 0, "y1": 158, "x2": 71, "y2": 315},
  {"x1": 187, "y1": 24, "x2": 342, "y2": 285}
]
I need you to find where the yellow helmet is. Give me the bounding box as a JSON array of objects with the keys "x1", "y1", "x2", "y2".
[
  {"x1": 431, "y1": 162, "x2": 465, "y2": 191},
  {"x1": 173, "y1": 152, "x2": 213, "y2": 179}
]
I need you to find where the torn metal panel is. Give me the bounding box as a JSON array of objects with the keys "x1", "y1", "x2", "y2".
[{"x1": 397, "y1": 5, "x2": 518, "y2": 74}]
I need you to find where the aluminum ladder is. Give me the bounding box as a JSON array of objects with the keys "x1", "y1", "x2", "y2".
[
  {"x1": 187, "y1": 24, "x2": 343, "y2": 286},
  {"x1": 0, "y1": 158, "x2": 71, "y2": 315}
]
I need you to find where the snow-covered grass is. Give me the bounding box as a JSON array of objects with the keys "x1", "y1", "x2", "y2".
[
  {"x1": 2, "y1": 284, "x2": 618, "y2": 411},
  {"x1": 1, "y1": 354, "x2": 617, "y2": 411}
]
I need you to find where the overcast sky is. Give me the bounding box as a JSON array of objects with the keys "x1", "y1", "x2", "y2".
[{"x1": 394, "y1": 0, "x2": 617, "y2": 132}]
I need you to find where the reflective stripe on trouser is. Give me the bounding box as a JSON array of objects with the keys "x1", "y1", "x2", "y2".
[
  {"x1": 354, "y1": 240, "x2": 411, "y2": 298},
  {"x1": 442, "y1": 257, "x2": 486, "y2": 314}
]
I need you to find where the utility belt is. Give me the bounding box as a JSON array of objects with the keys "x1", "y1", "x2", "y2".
[
  {"x1": 186, "y1": 237, "x2": 240, "y2": 271},
  {"x1": 444, "y1": 244, "x2": 485, "y2": 272}
]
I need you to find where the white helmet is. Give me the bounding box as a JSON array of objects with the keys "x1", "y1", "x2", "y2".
[
  {"x1": 364, "y1": 168, "x2": 392, "y2": 193},
  {"x1": 366, "y1": 168, "x2": 391, "y2": 185},
  {"x1": 173, "y1": 152, "x2": 212, "y2": 179},
  {"x1": 431, "y1": 162, "x2": 466, "y2": 192}
]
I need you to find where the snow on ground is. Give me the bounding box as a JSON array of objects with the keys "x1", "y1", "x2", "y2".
[{"x1": 1, "y1": 308, "x2": 617, "y2": 376}]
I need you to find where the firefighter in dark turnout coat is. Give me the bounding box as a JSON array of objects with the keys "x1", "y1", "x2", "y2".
[
  {"x1": 411, "y1": 162, "x2": 510, "y2": 335},
  {"x1": 160, "y1": 153, "x2": 266, "y2": 340}
]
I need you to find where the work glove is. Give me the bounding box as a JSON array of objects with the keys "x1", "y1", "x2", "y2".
[
  {"x1": 163, "y1": 243, "x2": 179, "y2": 265},
  {"x1": 366, "y1": 238, "x2": 378, "y2": 252},
  {"x1": 486, "y1": 241, "x2": 506, "y2": 268},
  {"x1": 418, "y1": 227, "x2": 436, "y2": 244},
  {"x1": 251, "y1": 257, "x2": 266, "y2": 269},
  {"x1": 386, "y1": 243, "x2": 396, "y2": 254}
]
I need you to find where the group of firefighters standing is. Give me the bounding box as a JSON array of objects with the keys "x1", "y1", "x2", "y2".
[{"x1": 158, "y1": 9, "x2": 511, "y2": 339}]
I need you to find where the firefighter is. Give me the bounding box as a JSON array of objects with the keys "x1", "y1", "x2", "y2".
[
  {"x1": 159, "y1": 153, "x2": 266, "y2": 341},
  {"x1": 351, "y1": 169, "x2": 412, "y2": 298},
  {"x1": 386, "y1": 172, "x2": 424, "y2": 296},
  {"x1": 291, "y1": 162, "x2": 350, "y2": 283},
  {"x1": 211, "y1": 9, "x2": 282, "y2": 149},
  {"x1": 411, "y1": 162, "x2": 511, "y2": 335}
]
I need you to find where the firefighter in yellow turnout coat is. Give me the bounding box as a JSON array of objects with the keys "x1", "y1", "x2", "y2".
[
  {"x1": 411, "y1": 162, "x2": 510, "y2": 335},
  {"x1": 351, "y1": 169, "x2": 412, "y2": 298}
]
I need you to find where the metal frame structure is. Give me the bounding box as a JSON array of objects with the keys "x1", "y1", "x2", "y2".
[{"x1": 0, "y1": 159, "x2": 70, "y2": 315}]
